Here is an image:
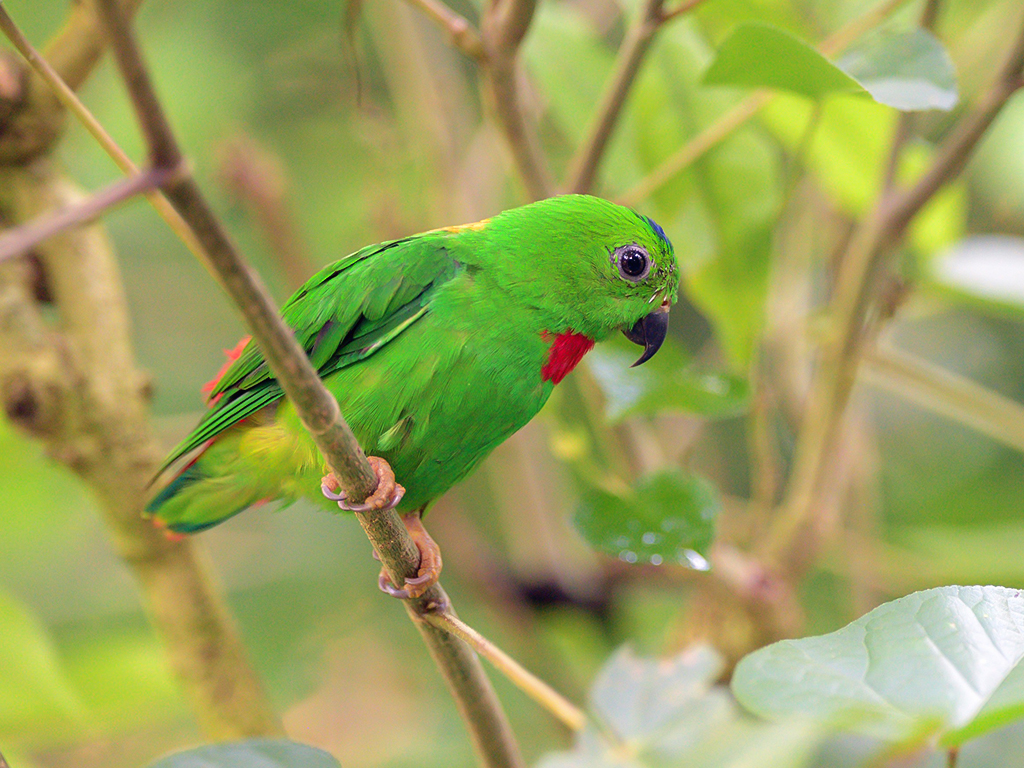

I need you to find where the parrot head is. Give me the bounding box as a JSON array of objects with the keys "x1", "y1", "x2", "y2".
[{"x1": 478, "y1": 194, "x2": 680, "y2": 367}]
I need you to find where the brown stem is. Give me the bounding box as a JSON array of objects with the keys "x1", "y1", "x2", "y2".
[
  {"x1": 564, "y1": 0, "x2": 665, "y2": 194},
  {"x1": 0, "y1": 1, "x2": 281, "y2": 739},
  {"x1": 0, "y1": 164, "x2": 177, "y2": 264},
  {"x1": 94, "y1": 1, "x2": 524, "y2": 764},
  {"x1": 481, "y1": 0, "x2": 552, "y2": 200},
  {"x1": 404, "y1": 0, "x2": 486, "y2": 62}
]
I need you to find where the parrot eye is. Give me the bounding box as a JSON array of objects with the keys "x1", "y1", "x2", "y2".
[{"x1": 614, "y1": 244, "x2": 651, "y2": 282}]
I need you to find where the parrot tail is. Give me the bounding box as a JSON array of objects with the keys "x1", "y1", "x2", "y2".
[{"x1": 145, "y1": 450, "x2": 265, "y2": 534}]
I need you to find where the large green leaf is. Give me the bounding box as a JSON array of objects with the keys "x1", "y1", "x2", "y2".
[
  {"x1": 732, "y1": 586, "x2": 1024, "y2": 746},
  {"x1": 539, "y1": 645, "x2": 827, "y2": 768},
  {"x1": 0, "y1": 589, "x2": 80, "y2": 740},
  {"x1": 703, "y1": 23, "x2": 864, "y2": 99},
  {"x1": 929, "y1": 236, "x2": 1024, "y2": 320},
  {"x1": 148, "y1": 740, "x2": 341, "y2": 768},
  {"x1": 705, "y1": 24, "x2": 958, "y2": 112},
  {"x1": 586, "y1": 342, "x2": 750, "y2": 421},
  {"x1": 574, "y1": 468, "x2": 718, "y2": 567},
  {"x1": 837, "y1": 29, "x2": 958, "y2": 112}
]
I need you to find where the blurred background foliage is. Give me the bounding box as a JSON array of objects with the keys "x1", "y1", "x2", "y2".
[{"x1": 2, "y1": 0, "x2": 1024, "y2": 766}]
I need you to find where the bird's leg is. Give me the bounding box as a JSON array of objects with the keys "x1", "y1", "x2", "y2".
[
  {"x1": 321, "y1": 456, "x2": 405, "y2": 512},
  {"x1": 320, "y1": 457, "x2": 441, "y2": 598},
  {"x1": 377, "y1": 512, "x2": 443, "y2": 600}
]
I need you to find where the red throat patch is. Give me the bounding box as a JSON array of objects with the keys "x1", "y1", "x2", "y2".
[{"x1": 541, "y1": 331, "x2": 595, "y2": 384}]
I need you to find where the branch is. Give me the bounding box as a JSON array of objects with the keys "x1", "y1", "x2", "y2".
[
  {"x1": 563, "y1": 0, "x2": 714, "y2": 194},
  {"x1": 0, "y1": 164, "x2": 176, "y2": 264},
  {"x1": 861, "y1": 344, "x2": 1024, "y2": 455},
  {"x1": 404, "y1": 0, "x2": 486, "y2": 62},
  {"x1": 564, "y1": 0, "x2": 666, "y2": 194},
  {"x1": 0, "y1": 4, "x2": 208, "y2": 266},
  {"x1": 763, "y1": 6, "x2": 1024, "y2": 563},
  {"x1": 425, "y1": 611, "x2": 587, "y2": 732},
  {"x1": 94, "y1": 2, "x2": 524, "y2": 764},
  {"x1": 481, "y1": 0, "x2": 552, "y2": 200}
]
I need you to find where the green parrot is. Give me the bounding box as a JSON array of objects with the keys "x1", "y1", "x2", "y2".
[{"x1": 148, "y1": 194, "x2": 679, "y2": 596}]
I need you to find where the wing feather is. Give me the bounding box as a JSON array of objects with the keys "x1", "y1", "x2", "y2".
[{"x1": 155, "y1": 235, "x2": 459, "y2": 478}]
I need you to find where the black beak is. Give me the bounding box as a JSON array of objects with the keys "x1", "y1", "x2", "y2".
[{"x1": 623, "y1": 305, "x2": 669, "y2": 367}]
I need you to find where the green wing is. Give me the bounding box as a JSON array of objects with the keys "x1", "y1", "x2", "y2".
[{"x1": 156, "y1": 234, "x2": 461, "y2": 477}]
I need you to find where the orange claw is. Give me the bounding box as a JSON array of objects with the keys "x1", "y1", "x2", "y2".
[
  {"x1": 321, "y1": 456, "x2": 406, "y2": 512},
  {"x1": 378, "y1": 513, "x2": 443, "y2": 600}
]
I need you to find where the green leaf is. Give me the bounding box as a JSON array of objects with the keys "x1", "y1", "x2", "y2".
[
  {"x1": 929, "y1": 236, "x2": 1024, "y2": 320},
  {"x1": 540, "y1": 645, "x2": 828, "y2": 768},
  {"x1": 591, "y1": 645, "x2": 727, "y2": 742},
  {"x1": 148, "y1": 740, "x2": 341, "y2": 768},
  {"x1": 586, "y1": 342, "x2": 750, "y2": 421},
  {"x1": 732, "y1": 585, "x2": 1024, "y2": 746},
  {"x1": 574, "y1": 468, "x2": 719, "y2": 567},
  {"x1": 703, "y1": 23, "x2": 865, "y2": 99},
  {"x1": 837, "y1": 29, "x2": 958, "y2": 112},
  {"x1": 0, "y1": 589, "x2": 80, "y2": 740}
]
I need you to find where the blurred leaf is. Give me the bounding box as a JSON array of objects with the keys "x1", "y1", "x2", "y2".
[
  {"x1": 586, "y1": 342, "x2": 750, "y2": 421},
  {"x1": 0, "y1": 589, "x2": 80, "y2": 740},
  {"x1": 732, "y1": 585, "x2": 1024, "y2": 746},
  {"x1": 574, "y1": 468, "x2": 718, "y2": 567},
  {"x1": 705, "y1": 24, "x2": 958, "y2": 112},
  {"x1": 929, "y1": 236, "x2": 1024, "y2": 320},
  {"x1": 540, "y1": 645, "x2": 827, "y2": 767},
  {"x1": 703, "y1": 23, "x2": 864, "y2": 99},
  {"x1": 837, "y1": 29, "x2": 958, "y2": 112},
  {"x1": 148, "y1": 740, "x2": 341, "y2": 768},
  {"x1": 591, "y1": 645, "x2": 726, "y2": 742}
]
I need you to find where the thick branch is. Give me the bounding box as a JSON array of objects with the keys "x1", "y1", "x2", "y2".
[
  {"x1": 95, "y1": 1, "x2": 524, "y2": 764},
  {"x1": 0, "y1": 163, "x2": 283, "y2": 739},
  {"x1": 0, "y1": 1, "x2": 281, "y2": 739}
]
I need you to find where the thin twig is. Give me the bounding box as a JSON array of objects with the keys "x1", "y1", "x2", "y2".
[
  {"x1": 861, "y1": 345, "x2": 1024, "y2": 455},
  {"x1": 404, "y1": 0, "x2": 486, "y2": 61},
  {"x1": 619, "y1": 0, "x2": 913, "y2": 205},
  {"x1": 94, "y1": 2, "x2": 524, "y2": 765},
  {"x1": 0, "y1": 165, "x2": 176, "y2": 264},
  {"x1": 481, "y1": 0, "x2": 552, "y2": 200},
  {"x1": 764, "y1": 6, "x2": 1024, "y2": 563},
  {"x1": 618, "y1": 92, "x2": 770, "y2": 206},
  {"x1": 425, "y1": 611, "x2": 587, "y2": 732},
  {"x1": 0, "y1": 4, "x2": 208, "y2": 265},
  {"x1": 659, "y1": 0, "x2": 709, "y2": 23},
  {"x1": 564, "y1": 0, "x2": 666, "y2": 194}
]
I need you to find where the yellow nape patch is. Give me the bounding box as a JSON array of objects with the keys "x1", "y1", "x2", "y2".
[{"x1": 441, "y1": 218, "x2": 490, "y2": 234}]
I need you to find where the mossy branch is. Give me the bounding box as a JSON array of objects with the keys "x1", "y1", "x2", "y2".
[{"x1": 0, "y1": 3, "x2": 281, "y2": 740}]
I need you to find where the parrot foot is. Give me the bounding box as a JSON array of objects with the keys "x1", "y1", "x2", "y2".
[
  {"x1": 377, "y1": 513, "x2": 443, "y2": 600},
  {"x1": 321, "y1": 456, "x2": 405, "y2": 512}
]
